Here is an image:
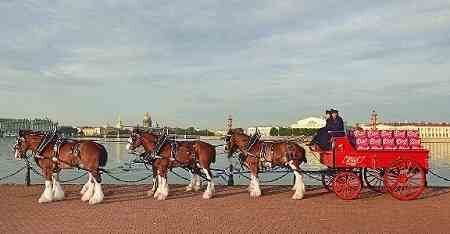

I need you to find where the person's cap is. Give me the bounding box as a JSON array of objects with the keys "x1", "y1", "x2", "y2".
[
  {"x1": 325, "y1": 110, "x2": 332, "y2": 114},
  {"x1": 330, "y1": 108, "x2": 339, "y2": 113}
]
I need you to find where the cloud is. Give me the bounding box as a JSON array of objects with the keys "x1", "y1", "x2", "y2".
[{"x1": 0, "y1": 0, "x2": 449, "y2": 127}]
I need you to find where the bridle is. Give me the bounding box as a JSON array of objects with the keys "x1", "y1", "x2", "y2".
[
  {"x1": 13, "y1": 132, "x2": 54, "y2": 159},
  {"x1": 128, "y1": 132, "x2": 158, "y2": 152},
  {"x1": 12, "y1": 137, "x2": 25, "y2": 157}
]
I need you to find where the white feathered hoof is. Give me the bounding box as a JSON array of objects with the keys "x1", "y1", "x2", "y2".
[
  {"x1": 38, "y1": 181, "x2": 53, "y2": 203},
  {"x1": 250, "y1": 189, "x2": 262, "y2": 198},
  {"x1": 38, "y1": 192, "x2": 53, "y2": 203},
  {"x1": 202, "y1": 191, "x2": 213, "y2": 199},
  {"x1": 88, "y1": 183, "x2": 104, "y2": 205},
  {"x1": 156, "y1": 192, "x2": 167, "y2": 201},
  {"x1": 292, "y1": 192, "x2": 304, "y2": 200},
  {"x1": 52, "y1": 184, "x2": 65, "y2": 201},
  {"x1": 81, "y1": 182, "x2": 94, "y2": 202},
  {"x1": 185, "y1": 185, "x2": 193, "y2": 192},
  {"x1": 80, "y1": 181, "x2": 90, "y2": 195}
]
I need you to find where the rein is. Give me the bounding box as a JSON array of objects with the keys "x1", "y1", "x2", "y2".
[{"x1": 27, "y1": 131, "x2": 57, "y2": 159}]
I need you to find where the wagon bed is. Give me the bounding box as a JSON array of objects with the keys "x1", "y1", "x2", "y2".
[{"x1": 314, "y1": 135, "x2": 429, "y2": 201}]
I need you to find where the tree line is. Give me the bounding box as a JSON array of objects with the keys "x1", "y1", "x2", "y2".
[{"x1": 270, "y1": 127, "x2": 318, "y2": 136}]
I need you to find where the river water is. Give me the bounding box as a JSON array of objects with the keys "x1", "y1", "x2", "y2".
[{"x1": 0, "y1": 137, "x2": 449, "y2": 186}]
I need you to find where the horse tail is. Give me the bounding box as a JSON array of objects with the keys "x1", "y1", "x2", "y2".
[{"x1": 97, "y1": 143, "x2": 108, "y2": 167}]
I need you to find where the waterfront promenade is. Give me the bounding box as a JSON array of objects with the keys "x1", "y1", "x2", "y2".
[{"x1": 1, "y1": 184, "x2": 449, "y2": 233}]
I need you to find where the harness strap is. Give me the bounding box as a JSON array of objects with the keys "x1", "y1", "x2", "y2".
[{"x1": 51, "y1": 137, "x2": 64, "y2": 171}]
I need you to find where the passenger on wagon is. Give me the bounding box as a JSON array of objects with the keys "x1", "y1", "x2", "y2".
[
  {"x1": 308, "y1": 110, "x2": 332, "y2": 149},
  {"x1": 328, "y1": 109, "x2": 345, "y2": 137}
]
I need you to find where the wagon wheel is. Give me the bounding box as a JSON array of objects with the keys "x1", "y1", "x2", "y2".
[
  {"x1": 332, "y1": 171, "x2": 362, "y2": 200},
  {"x1": 384, "y1": 159, "x2": 426, "y2": 201},
  {"x1": 321, "y1": 170, "x2": 336, "y2": 192},
  {"x1": 363, "y1": 168, "x2": 386, "y2": 193}
]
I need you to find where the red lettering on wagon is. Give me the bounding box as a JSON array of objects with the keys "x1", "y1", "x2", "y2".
[{"x1": 343, "y1": 155, "x2": 365, "y2": 166}]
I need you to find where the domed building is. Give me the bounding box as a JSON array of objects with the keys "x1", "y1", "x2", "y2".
[
  {"x1": 143, "y1": 112, "x2": 152, "y2": 128},
  {"x1": 290, "y1": 117, "x2": 326, "y2": 129}
]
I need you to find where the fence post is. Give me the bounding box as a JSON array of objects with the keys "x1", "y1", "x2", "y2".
[
  {"x1": 25, "y1": 160, "x2": 31, "y2": 186},
  {"x1": 227, "y1": 164, "x2": 234, "y2": 186}
]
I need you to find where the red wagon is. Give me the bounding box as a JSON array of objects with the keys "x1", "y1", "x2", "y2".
[{"x1": 314, "y1": 129, "x2": 429, "y2": 200}]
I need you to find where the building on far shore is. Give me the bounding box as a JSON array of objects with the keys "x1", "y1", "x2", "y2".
[
  {"x1": 143, "y1": 112, "x2": 152, "y2": 128},
  {"x1": 247, "y1": 126, "x2": 276, "y2": 137},
  {"x1": 290, "y1": 117, "x2": 326, "y2": 129},
  {"x1": 0, "y1": 118, "x2": 58, "y2": 137},
  {"x1": 78, "y1": 127, "x2": 102, "y2": 137}
]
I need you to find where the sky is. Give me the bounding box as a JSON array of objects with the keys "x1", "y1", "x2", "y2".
[{"x1": 1, "y1": 0, "x2": 449, "y2": 129}]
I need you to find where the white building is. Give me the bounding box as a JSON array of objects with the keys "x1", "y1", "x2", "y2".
[
  {"x1": 247, "y1": 126, "x2": 276, "y2": 137},
  {"x1": 290, "y1": 117, "x2": 326, "y2": 129},
  {"x1": 79, "y1": 127, "x2": 102, "y2": 137}
]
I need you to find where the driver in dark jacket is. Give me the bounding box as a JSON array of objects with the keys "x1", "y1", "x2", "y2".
[
  {"x1": 309, "y1": 109, "x2": 345, "y2": 150},
  {"x1": 328, "y1": 109, "x2": 345, "y2": 137}
]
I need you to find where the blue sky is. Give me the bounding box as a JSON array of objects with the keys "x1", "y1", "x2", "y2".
[{"x1": 1, "y1": 0, "x2": 449, "y2": 128}]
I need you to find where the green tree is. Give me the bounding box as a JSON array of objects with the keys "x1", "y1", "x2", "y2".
[
  {"x1": 278, "y1": 127, "x2": 291, "y2": 136},
  {"x1": 270, "y1": 127, "x2": 279, "y2": 136}
]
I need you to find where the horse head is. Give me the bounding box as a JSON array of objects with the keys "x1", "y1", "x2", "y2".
[
  {"x1": 13, "y1": 130, "x2": 43, "y2": 160},
  {"x1": 126, "y1": 128, "x2": 158, "y2": 153},
  {"x1": 224, "y1": 128, "x2": 248, "y2": 158}
]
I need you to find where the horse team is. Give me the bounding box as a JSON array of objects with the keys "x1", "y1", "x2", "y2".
[{"x1": 12, "y1": 128, "x2": 307, "y2": 205}]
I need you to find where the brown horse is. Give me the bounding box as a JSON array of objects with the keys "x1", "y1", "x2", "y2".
[
  {"x1": 225, "y1": 128, "x2": 307, "y2": 199},
  {"x1": 126, "y1": 129, "x2": 216, "y2": 200},
  {"x1": 13, "y1": 130, "x2": 108, "y2": 205}
]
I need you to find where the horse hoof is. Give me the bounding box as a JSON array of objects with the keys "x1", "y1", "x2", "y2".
[
  {"x1": 38, "y1": 197, "x2": 52, "y2": 203},
  {"x1": 185, "y1": 186, "x2": 193, "y2": 192},
  {"x1": 250, "y1": 191, "x2": 261, "y2": 198},
  {"x1": 292, "y1": 193, "x2": 304, "y2": 200},
  {"x1": 81, "y1": 194, "x2": 91, "y2": 202},
  {"x1": 202, "y1": 192, "x2": 213, "y2": 199},
  {"x1": 53, "y1": 195, "x2": 65, "y2": 201},
  {"x1": 156, "y1": 194, "x2": 167, "y2": 201},
  {"x1": 89, "y1": 199, "x2": 101, "y2": 205}
]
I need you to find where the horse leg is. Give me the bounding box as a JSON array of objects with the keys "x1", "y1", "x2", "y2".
[
  {"x1": 52, "y1": 172, "x2": 65, "y2": 201},
  {"x1": 80, "y1": 174, "x2": 92, "y2": 195},
  {"x1": 288, "y1": 160, "x2": 305, "y2": 200},
  {"x1": 186, "y1": 167, "x2": 201, "y2": 192},
  {"x1": 249, "y1": 163, "x2": 261, "y2": 197},
  {"x1": 147, "y1": 165, "x2": 158, "y2": 196},
  {"x1": 88, "y1": 172, "x2": 104, "y2": 205},
  {"x1": 81, "y1": 173, "x2": 95, "y2": 202},
  {"x1": 201, "y1": 167, "x2": 215, "y2": 199},
  {"x1": 154, "y1": 168, "x2": 169, "y2": 200},
  {"x1": 38, "y1": 169, "x2": 54, "y2": 203}
]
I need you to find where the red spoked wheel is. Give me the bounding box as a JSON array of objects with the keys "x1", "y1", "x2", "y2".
[
  {"x1": 363, "y1": 168, "x2": 386, "y2": 193},
  {"x1": 384, "y1": 159, "x2": 426, "y2": 201},
  {"x1": 332, "y1": 171, "x2": 362, "y2": 200}
]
